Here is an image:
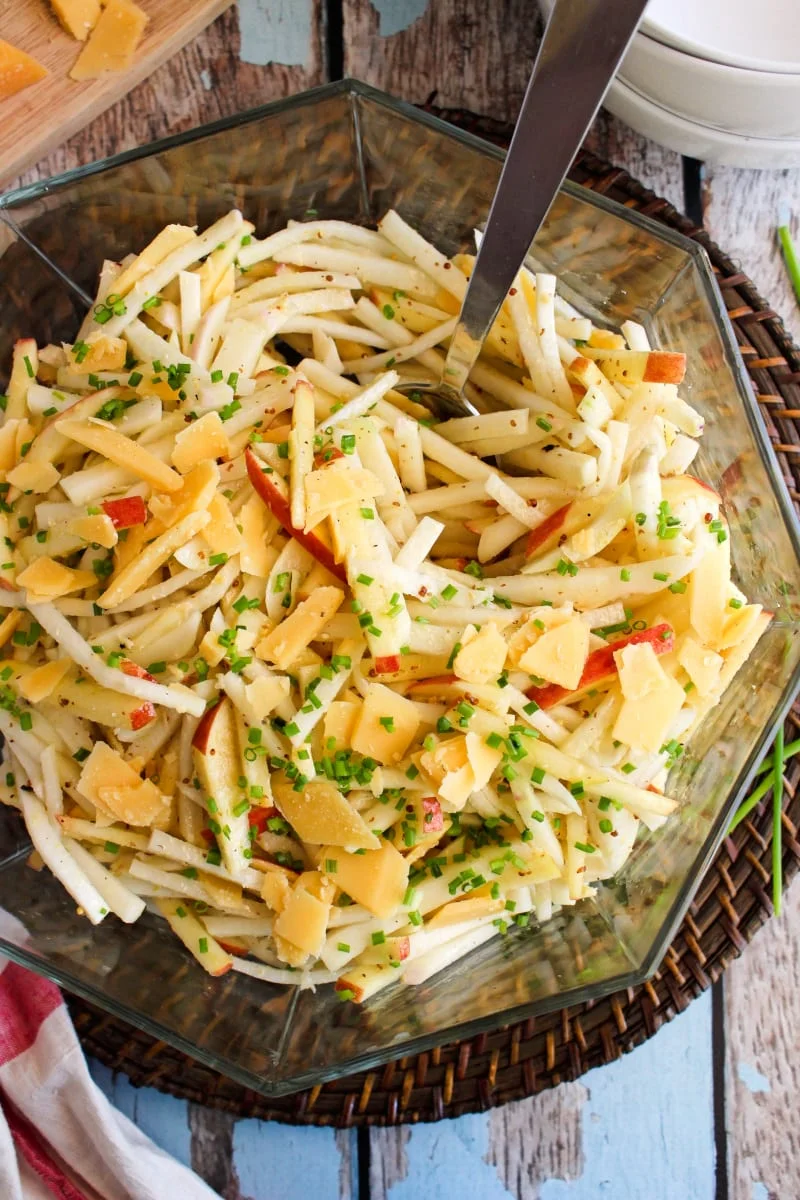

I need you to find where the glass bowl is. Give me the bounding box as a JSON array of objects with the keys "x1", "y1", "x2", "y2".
[{"x1": 1, "y1": 79, "x2": 799, "y2": 1098}]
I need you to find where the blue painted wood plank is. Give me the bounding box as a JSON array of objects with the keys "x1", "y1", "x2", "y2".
[
  {"x1": 232, "y1": 1120, "x2": 355, "y2": 1198},
  {"x1": 538, "y1": 988, "x2": 715, "y2": 1199},
  {"x1": 371, "y1": 1, "x2": 429, "y2": 37},
  {"x1": 88, "y1": 1059, "x2": 194, "y2": 1170},
  {"x1": 238, "y1": 0, "x2": 315, "y2": 67},
  {"x1": 373, "y1": 988, "x2": 715, "y2": 1200},
  {"x1": 91, "y1": 989, "x2": 713, "y2": 1199},
  {"x1": 91, "y1": 1055, "x2": 354, "y2": 1198}
]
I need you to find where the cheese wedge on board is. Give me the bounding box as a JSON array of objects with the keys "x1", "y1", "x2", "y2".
[
  {"x1": 49, "y1": 0, "x2": 101, "y2": 42},
  {"x1": 70, "y1": 0, "x2": 148, "y2": 81},
  {"x1": 0, "y1": 40, "x2": 48, "y2": 100}
]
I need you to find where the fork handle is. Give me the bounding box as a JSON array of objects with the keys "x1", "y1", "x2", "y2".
[{"x1": 440, "y1": 0, "x2": 648, "y2": 396}]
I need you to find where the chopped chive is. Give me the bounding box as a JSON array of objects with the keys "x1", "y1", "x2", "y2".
[{"x1": 774, "y1": 725, "x2": 784, "y2": 916}]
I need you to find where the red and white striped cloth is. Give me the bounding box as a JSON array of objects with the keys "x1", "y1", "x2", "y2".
[{"x1": 0, "y1": 917, "x2": 218, "y2": 1200}]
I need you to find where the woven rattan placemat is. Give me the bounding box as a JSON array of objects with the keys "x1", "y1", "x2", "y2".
[{"x1": 67, "y1": 112, "x2": 800, "y2": 1126}]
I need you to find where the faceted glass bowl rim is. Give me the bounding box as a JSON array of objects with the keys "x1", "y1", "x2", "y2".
[{"x1": 1, "y1": 78, "x2": 799, "y2": 1097}]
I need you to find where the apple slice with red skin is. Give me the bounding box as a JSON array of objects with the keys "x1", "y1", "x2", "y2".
[
  {"x1": 421, "y1": 797, "x2": 444, "y2": 833},
  {"x1": 120, "y1": 658, "x2": 157, "y2": 683},
  {"x1": 374, "y1": 654, "x2": 401, "y2": 674},
  {"x1": 31, "y1": 387, "x2": 124, "y2": 467},
  {"x1": 247, "y1": 805, "x2": 280, "y2": 835},
  {"x1": 524, "y1": 503, "x2": 573, "y2": 559},
  {"x1": 525, "y1": 623, "x2": 675, "y2": 709},
  {"x1": 336, "y1": 935, "x2": 411, "y2": 998},
  {"x1": 685, "y1": 475, "x2": 719, "y2": 497},
  {"x1": 217, "y1": 940, "x2": 249, "y2": 958},
  {"x1": 314, "y1": 447, "x2": 344, "y2": 468},
  {"x1": 245, "y1": 447, "x2": 346, "y2": 583},
  {"x1": 102, "y1": 496, "x2": 147, "y2": 529},
  {"x1": 120, "y1": 659, "x2": 160, "y2": 728},
  {"x1": 130, "y1": 702, "x2": 156, "y2": 730},
  {"x1": 394, "y1": 936, "x2": 411, "y2": 960},
  {"x1": 52, "y1": 674, "x2": 155, "y2": 731},
  {"x1": 192, "y1": 697, "x2": 225, "y2": 754},
  {"x1": 435, "y1": 557, "x2": 469, "y2": 572}
]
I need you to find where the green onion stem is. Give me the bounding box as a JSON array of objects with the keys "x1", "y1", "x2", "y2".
[
  {"x1": 773, "y1": 726, "x2": 784, "y2": 916},
  {"x1": 729, "y1": 731, "x2": 800, "y2": 836},
  {"x1": 755, "y1": 735, "x2": 800, "y2": 774},
  {"x1": 778, "y1": 219, "x2": 800, "y2": 306}
]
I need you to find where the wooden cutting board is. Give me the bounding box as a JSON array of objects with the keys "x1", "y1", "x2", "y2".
[{"x1": 1, "y1": 0, "x2": 234, "y2": 185}]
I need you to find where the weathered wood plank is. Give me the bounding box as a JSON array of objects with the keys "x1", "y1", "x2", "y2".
[
  {"x1": 723, "y1": 877, "x2": 800, "y2": 1200},
  {"x1": 189, "y1": 1104, "x2": 238, "y2": 1195},
  {"x1": 16, "y1": 3, "x2": 327, "y2": 189},
  {"x1": 187, "y1": 1102, "x2": 356, "y2": 1199},
  {"x1": 584, "y1": 109, "x2": 685, "y2": 212},
  {"x1": 368, "y1": 988, "x2": 714, "y2": 1199},
  {"x1": 89, "y1": 1060, "x2": 193, "y2": 1168},
  {"x1": 370, "y1": 1125, "x2": 410, "y2": 1196},
  {"x1": 231, "y1": 1121, "x2": 356, "y2": 1199},
  {"x1": 703, "y1": 166, "x2": 800, "y2": 343},
  {"x1": 342, "y1": 0, "x2": 541, "y2": 124},
  {"x1": 486, "y1": 1082, "x2": 587, "y2": 1197}
]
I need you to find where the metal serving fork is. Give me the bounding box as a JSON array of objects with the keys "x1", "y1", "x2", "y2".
[{"x1": 394, "y1": 0, "x2": 649, "y2": 418}]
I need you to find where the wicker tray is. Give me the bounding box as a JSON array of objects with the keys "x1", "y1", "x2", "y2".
[{"x1": 66, "y1": 111, "x2": 800, "y2": 1127}]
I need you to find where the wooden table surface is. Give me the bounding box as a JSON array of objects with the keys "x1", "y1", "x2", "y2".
[{"x1": 12, "y1": 3, "x2": 800, "y2": 1197}]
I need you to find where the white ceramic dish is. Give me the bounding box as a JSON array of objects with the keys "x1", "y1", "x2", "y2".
[
  {"x1": 642, "y1": 0, "x2": 800, "y2": 75},
  {"x1": 620, "y1": 32, "x2": 800, "y2": 140},
  {"x1": 604, "y1": 77, "x2": 800, "y2": 169}
]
